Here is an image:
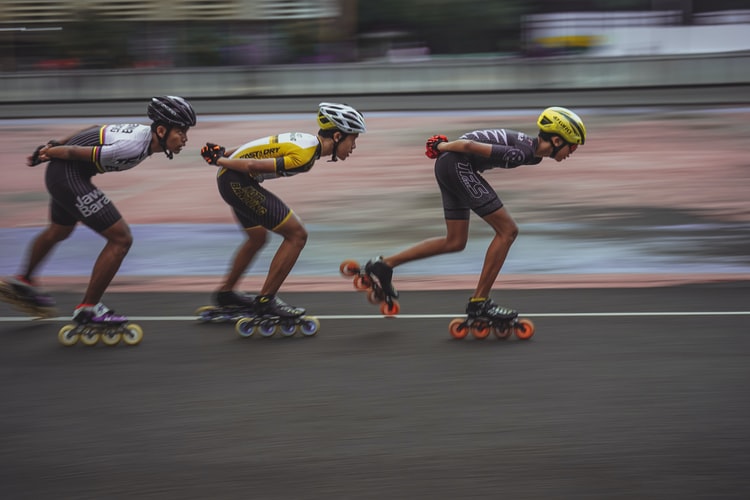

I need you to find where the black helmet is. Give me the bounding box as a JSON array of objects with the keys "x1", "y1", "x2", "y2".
[{"x1": 147, "y1": 96, "x2": 196, "y2": 128}]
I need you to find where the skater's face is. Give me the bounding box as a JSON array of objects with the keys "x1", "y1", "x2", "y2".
[
  {"x1": 165, "y1": 126, "x2": 190, "y2": 155},
  {"x1": 551, "y1": 137, "x2": 578, "y2": 162},
  {"x1": 335, "y1": 133, "x2": 359, "y2": 161}
]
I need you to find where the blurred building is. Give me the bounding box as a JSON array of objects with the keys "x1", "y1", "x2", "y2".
[
  {"x1": 523, "y1": 9, "x2": 750, "y2": 56},
  {"x1": 0, "y1": 0, "x2": 357, "y2": 70}
]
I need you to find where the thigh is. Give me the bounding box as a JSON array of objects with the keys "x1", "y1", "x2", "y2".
[
  {"x1": 218, "y1": 173, "x2": 291, "y2": 230},
  {"x1": 45, "y1": 162, "x2": 122, "y2": 232},
  {"x1": 434, "y1": 153, "x2": 503, "y2": 219}
]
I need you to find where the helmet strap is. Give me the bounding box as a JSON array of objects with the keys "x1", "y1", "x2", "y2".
[
  {"x1": 327, "y1": 132, "x2": 348, "y2": 162},
  {"x1": 157, "y1": 124, "x2": 174, "y2": 160},
  {"x1": 328, "y1": 139, "x2": 339, "y2": 162},
  {"x1": 547, "y1": 135, "x2": 567, "y2": 159}
]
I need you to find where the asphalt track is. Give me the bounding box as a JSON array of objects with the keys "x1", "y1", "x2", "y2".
[{"x1": 1, "y1": 283, "x2": 749, "y2": 499}]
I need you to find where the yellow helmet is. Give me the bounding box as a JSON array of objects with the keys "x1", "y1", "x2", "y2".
[{"x1": 537, "y1": 107, "x2": 586, "y2": 145}]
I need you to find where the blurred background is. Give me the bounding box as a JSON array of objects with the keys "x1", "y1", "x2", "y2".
[
  {"x1": 1, "y1": 0, "x2": 749, "y2": 106},
  {"x1": 1, "y1": 0, "x2": 749, "y2": 281},
  {"x1": 2, "y1": 0, "x2": 750, "y2": 69}
]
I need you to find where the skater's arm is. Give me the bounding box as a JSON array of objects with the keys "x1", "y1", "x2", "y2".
[
  {"x1": 435, "y1": 139, "x2": 492, "y2": 158},
  {"x1": 27, "y1": 126, "x2": 99, "y2": 166},
  {"x1": 34, "y1": 144, "x2": 97, "y2": 162},
  {"x1": 214, "y1": 156, "x2": 277, "y2": 177}
]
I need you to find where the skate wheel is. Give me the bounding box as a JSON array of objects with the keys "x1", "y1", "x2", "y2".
[
  {"x1": 353, "y1": 275, "x2": 371, "y2": 290},
  {"x1": 471, "y1": 323, "x2": 491, "y2": 340},
  {"x1": 493, "y1": 326, "x2": 512, "y2": 340},
  {"x1": 367, "y1": 289, "x2": 383, "y2": 305},
  {"x1": 448, "y1": 318, "x2": 469, "y2": 340},
  {"x1": 380, "y1": 300, "x2": 400, "y2": 317},
  {"x1": 58, "y1": 324, "x2": 79, "y2": 346},
  {"x1": 339, "y1": 259, "x2": 360, "y2": 277},
  {"x1": 194, "y1": 305, "x2": 216, "y2": 322},
  {"x1": 235, "y1": 318, "x2": 256, "y2": 338},
  {"x1": 101, "y1": 331, "x2": 123, "y2": 346},
  {"x1": 298, "y1": 316, "x2": 320, "y2": 337},
  {"x1": 258, "y1": 320, "x2": 277, "y2": 338},
  {"x1": 279, "y1": 321, "x2": 297, "y2": 337},
  {"x1": 122, "y1": 324, "x2": 144, "y2": 346},
  {"x1": 514, "y1": 318, "x2": 535, "y2": 340},
  {"x1": 80, "y1": 329, "x2": 101, "y2": 346}
]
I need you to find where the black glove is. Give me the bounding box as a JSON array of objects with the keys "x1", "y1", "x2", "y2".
[
  {"x1": 200, "y1": 143, "x2": 226, "y2": 166},
  {"x1": 28, "y1": 140, "x2": 61, "y2": 167},
  {"x1": 425, "y1": 134, "x2": 448, "y2": 159}
]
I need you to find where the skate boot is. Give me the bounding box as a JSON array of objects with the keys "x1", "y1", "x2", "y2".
[
  {"x1": 73, "y1": 302, "x2": 128, "y2": 325},
  {"x1": 58, "y1": 302, "x2": 143, "y2": 347},
  {"x1": 234, "y1": 295, "x2": 319, "y2": 339},
  {"x1": 448, "y1": 298, "x2": 534, "y2": 341},
  {"x1": 466, "y1": 298, "x2": 517, "y2": 321},
  {"x1": 214, "y1": 290, "x2": 256, "y2": 308},
  {"x1": 0, "y1": 276, "x2": 57, "y2": 318},
  {"x1": 364, "y1": 257, "x2": 399, "y2": 300},
  {"x1": 195, "y1": 291, "x2": 257, "y2": 323},
  {"x1": 254, "y1": 294, "x2": 306, "y2": 317}
]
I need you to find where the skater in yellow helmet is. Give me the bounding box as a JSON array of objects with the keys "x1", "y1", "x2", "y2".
[{"x1": 356, "y1": 106, "x2": 586, "y2": 321}]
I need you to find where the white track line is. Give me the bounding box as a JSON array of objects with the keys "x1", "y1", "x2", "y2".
[{"x1": 1, "y1": 311, "x2": 749, "y2": 322}]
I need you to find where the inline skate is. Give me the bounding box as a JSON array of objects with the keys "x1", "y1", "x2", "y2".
[
  {"x1": 339, "y1": 257, "x2": 400, "y2": 316},
  {"x1": 234, "y1": 295, "x2": 320, "y2": 338},
  {"x1": 195, "y1": 291, "x2": 257, "y2": 323},
  {"x1": 448, "y1": 298, "x2": 535, "y2": 341},
  {"x1": 0, "y1": 277, "x2": 57, "y2": 319},
  {"x1": 58, "y1": 303, "x2": 143, "y2": 347}
]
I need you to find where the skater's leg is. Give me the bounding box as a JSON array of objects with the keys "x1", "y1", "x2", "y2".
[
  {"x1": 259, "y1": 213, "x2": 307, "y2": 296},
  {"x1": 473, "y1": 207, "x2": 518, "y2": 299},
  {"x1": 219, "y1": 226, "x2": 268, "y2": 292},
  {"x1": 19, "y1": 222, "x2": 75, "y2": 281},
  {"x1": 382, "y1": 218, "x2": 469, "y2": 268},
  {"x1": 81, "y1": 219, "x2": 133, "y2": 305}
]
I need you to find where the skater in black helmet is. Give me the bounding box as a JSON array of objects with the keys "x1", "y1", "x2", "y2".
[
  {"x1": 0, "y1": 96, "x2": 196, "y2": 327},
  {"x1": 199, "y1": 102, "x2": 366, "y2": 322},
  {"x1": 358, "y1": 107, "x2": 586, "y2": 321}
]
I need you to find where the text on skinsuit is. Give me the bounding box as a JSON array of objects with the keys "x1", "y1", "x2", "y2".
[
  {"x1": 75, "y1": 188, "x2": 112, "y2": 217},
  {"x1": 240, "y1": 147, "x2": 281, "y2": 159},
  {"x1": 231, "y1": 182, "x2": 267, "y2": 215},
  {"x1": 457, "y1": 162, "x2": 490, "y2": 199}
]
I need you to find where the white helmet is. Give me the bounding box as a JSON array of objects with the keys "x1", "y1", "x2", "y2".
[{"x1": 317, "y1": 102, "x2": 366, "y2": 134}]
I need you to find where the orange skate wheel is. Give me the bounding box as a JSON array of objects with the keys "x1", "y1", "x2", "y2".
[
  {"x1": 380, "y1": 300, "x2": 400, "y2": 317},
  {"x1": 448, "y1": 318, "x2": 469, "y2": 339},
  {"x1": 514, "y1": 318, "x2": 535, "y2": 340},
  {"x1": 367, "y1": 289, "x2": 381, "y2": 305},
  {"x1": 493, "y1": 326, "x2": 512, "y2": 340},
  {"x1": 471, "y1": 323, "x2": 491, "y2": 340},
  {"x1": 340, "y1": 259, "x2": 360, "y2": 277},
  {"x1": 353, "y1": 275, "x2": 372, "y2": 290}
]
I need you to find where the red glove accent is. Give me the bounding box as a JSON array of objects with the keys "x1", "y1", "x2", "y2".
[{"x1": 425, "y1": 134, "x2": 448, "y2": 159}]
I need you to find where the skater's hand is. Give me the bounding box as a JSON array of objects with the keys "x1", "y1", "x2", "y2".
[
  {"x1": 200, "y1": 143, "x2": 226, "y2": 166},
  {"x1": 425, "y1": 134, "x2": 448, "y2": 159},
  {"x1": 27, "y1": 140, "x2": 61, "y2": 167}
]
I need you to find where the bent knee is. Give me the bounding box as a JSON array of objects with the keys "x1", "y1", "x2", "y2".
[
  {"x1": 105, "y1": 224, "x2": 134, "y2": 250},
  {"x1": 444, "y1": 239, "x2": 467, "y2": 253},
  {"x1": 283, "y1": 224, "x2": 308, "y2": 248}
]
